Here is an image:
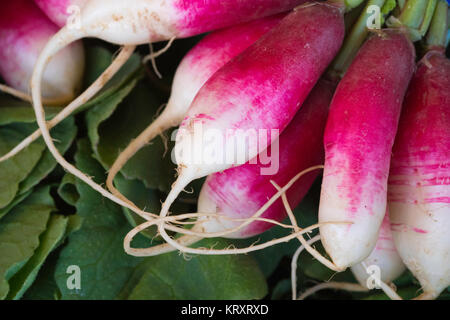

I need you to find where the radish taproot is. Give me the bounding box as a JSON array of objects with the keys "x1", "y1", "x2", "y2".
[
  {"x1": 388, "y1": 2, "x2": 450, "y2": 298},
  {"x1": 34, "y1": 0, "x2": 88, "y2": 27},
  {"x1": 130, "y1": 1, "x2": 346, "y2": 255},
  {"x1": 106, "y1": 14, "x2": 286, "y2": 201},
  {"x1": 318, "y1": 29, "x2": 416, "y2": 271},
  {"x1": 0, "y1": 0, "x2": 84, "y2": 104},
  {"x1": 27, "y1": 0, "x2": 312, "y2": 215}
]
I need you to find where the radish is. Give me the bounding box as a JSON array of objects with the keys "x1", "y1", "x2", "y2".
[
  {"x1": 196, "y1": 78, "x2": 335, "y2": 239},
  {"x1": 27, "y1": 0, "x2": 313, "y2": 215},
  {"x1": 145, "y1": 2, "x2": 346, "y2": 255},
  {"x1": 294, "y1": 212, "x2": 405, "y2": 300},
  {"x1": 388, "y1": 1, "x2": 450, "y2": 299},
  {"x1": 318, "y1": 29, "x2": 416, "y2": 271},
  {"x1": 34, "y1": 0, "x2": 88, "y2": 27},
  {"x1": 126, "y1": 77, "x2": 338, "y2": 257},
  {"x1": 351, "y1": 211, "x2": 405, "y2": 287},
  {"x1": 106, "y1": 14, "x2": 285, "y2": 200},
  {"x1": 0, "y1": 0, "x2": 84, "y2": 104}
]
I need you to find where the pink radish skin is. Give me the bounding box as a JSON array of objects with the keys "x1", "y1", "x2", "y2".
[
  {"x1": 351, "y1": 212, "x2": 405, "y2": 286},
  {"x1": 163, "y1": 14, "x2": 285, "y2": 130},
  {"x1": 34, "y1": 0, "x2": 87, "y2": 27},
  {"x1": 318, "y1": 30, "x2": 416, "y2": 270},
  {"x1": 388, "y1": 50, "x2": 450, "y2": 299},
  {"x1": 199, "y1": 78, "x2": 336, "y2": 239},
  {"x1": 0, "y1": 0, "x2": 84, "y2": 101}
]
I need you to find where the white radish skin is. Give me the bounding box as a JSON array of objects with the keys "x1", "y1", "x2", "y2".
[
  {"x1": 351, "y1": 212, "x2": 405, "y2": 286},
  {"x1": 388, "y1": 50, "x2": 450, "y2": 299}
]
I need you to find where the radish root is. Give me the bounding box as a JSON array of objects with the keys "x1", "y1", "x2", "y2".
[{"x1": 0, "y1": 84, "x2": 71, "y2": 106}]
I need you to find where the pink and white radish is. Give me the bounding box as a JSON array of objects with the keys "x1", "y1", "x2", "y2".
[
  {"x1": 150, "y1": 2, "x2": 345, "y2": 255},
  {"x1": 296, "y1": 212, "x2": 406, "y2": 300},
  {"x1": 197, "y1": 78, "x2": 335, "y2": 239},
  {"x1": 0, "y1": 0, "x2": 84, "y2": 103},
  {"x1": 106, "y1": 14, "x2": 285, "y2": 199},
  {"x1": 388, "y1": 47, "x2": 450, "y2": 299},
  {"x1": 126, "y1": 77, "x2": 338, "y2": 257},
  {"x1": 27, "y1": 0, "x2": 311, "y2": 216},
  {"x1": 318, "y1": 29, "x2": 415, "y2": 270},
  {"x1": 351, "y1": 211, "x2": 405, "y2": 287},
  {"x1": 34, "y1": 0, "x2": 88, "y2": 27}
]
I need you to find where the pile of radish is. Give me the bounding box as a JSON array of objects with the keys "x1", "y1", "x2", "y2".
[{"x1": 0, "y1": 0, "x2": 448, "y2": 300}]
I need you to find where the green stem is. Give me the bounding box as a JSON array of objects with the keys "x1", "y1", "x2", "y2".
[
  {"x1": 345, "y1": 0, "x2": 367, "y2": 11},
  {"x1": 398, "y1": 0, "x2": 428, "y2": 29},
  {"x1": 331, "y1": 0, "x2": 386, "y2": 77},
  {"x1": 419, "y1": 0, "x2": 438, "y2": 36},
  {"x1": 426, "y1": 0, "x2": 448, "y2": 48}
]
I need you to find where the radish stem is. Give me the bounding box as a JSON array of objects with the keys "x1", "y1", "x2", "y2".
[{"x1": 426, "y1": 0, "x2": 448, "y2": 48}]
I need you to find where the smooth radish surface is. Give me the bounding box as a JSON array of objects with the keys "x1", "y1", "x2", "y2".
[
  {"x1": 351, "y1": 212, "x2": 405, "y2": 286},
  {"x1": 0, "y1": 0, "x2": 84, "y2": 102},
  {"x1": 156, "y1": 2, "x2": 345, "y2": 254},
  {"x1": 106, "y1": 14, "x2": 286, "y2": 198},
  {"x1": 318, "y1": 29, "x2": 415, "y2": 270},
  {"x1": 198, "y1": 78, "x2": 336, "y2": 239},
  {"x1": 388, "y1": 50, "x2": 450, "y2": 299},
  {"x1": 166, "y1": 14, "x2": 285, "y2": 129},
  {"x1": 34, "y1": 0, "x2": 88, "y2": 27}
]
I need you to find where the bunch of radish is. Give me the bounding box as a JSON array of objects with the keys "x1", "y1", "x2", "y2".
[{"x1": 0, "y1": 0, "x2": 448, "y2": 300}]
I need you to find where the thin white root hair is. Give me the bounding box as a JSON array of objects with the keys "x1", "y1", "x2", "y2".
[
  {"x1": 273, "y1": 181, "x2": 345, "y2": 273},
  {"x1": 0, "y1": 46, "x2": 136, "y2": 163},
  {"x1": 143, "y1": 37, "x2": 176, "y2": 78},
  {"x1": 0, "y1": 84, "x2": 71, "y2": 106},
  {"x1": 125, "y1": 219, "x2": 347, "y2": 257},
  {"x1": 297, "y1": 282, "x2": 369, "y2": 300},
  {"x1": 291, "y1": 235, "x2": 322, "y2": 300}
]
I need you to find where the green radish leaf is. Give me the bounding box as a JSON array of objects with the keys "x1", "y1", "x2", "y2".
[
  {"x1": 122, "y1": 238, "x2": 268, "y2": 300},
  {"x1": 0, "y1": 186, "x2": 54, "y2": 299},
  {"x1": 57, "y1": 174, "x2": 79, "y2": 207},
  {"x1": 18, "y1": 117, "x2": 77, "y2": 194},
  {"x1": 22, "y1": 255, "x2": 60, "y2": 300},
  {"x1": 87, "y1": 80, "x2": 176, "y2": 192},
  {"x1": 81, "y1": 46, "x2": 143, "y2": 108},
  {"x1": 0, "y1": 189, "x2": 33, "y2": 221},
  {"x1": 6, "y1": 214, "x2": 68, "y2": 300},
  {"x1": 54, "y1": 140, "x2": 147, "y2": 300},
  {"x1": 0, "y1": 125, "x2": 45, "y2": 209},
  {"x1": 0, "y1": 105, "x2": 61, "y2": 126},
  {"x1": 113, "y1": 174, "x2": 161, "y2": 240},
  {"x1": 85, "y1": 78, "x2": 140, "y2": 156},
  {"x1": 271, "y1": 279, "x2": 292, "y2": 300}
]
